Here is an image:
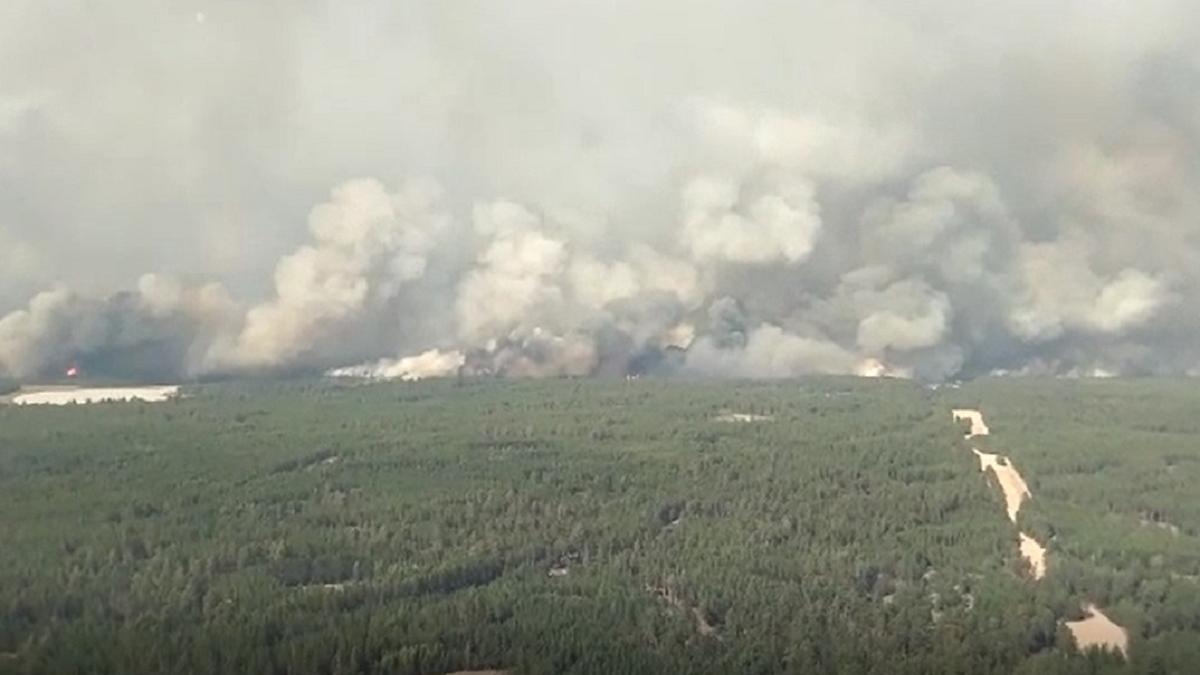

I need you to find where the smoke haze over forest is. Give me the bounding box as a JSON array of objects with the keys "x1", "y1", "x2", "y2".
[{"x1": 2, "y1": 1, "x2": 1199, "y2": 381}]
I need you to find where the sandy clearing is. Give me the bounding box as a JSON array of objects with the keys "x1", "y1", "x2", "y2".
[
  {"x1": 1066, "y1": 604, "x2": 1128, "y2": 656},
  {"x1": 971, "y1": 449, "x2": 1031, "y2": 523},
  {"x1": 714, "y1": 413, "x2": 773, "y2": 423},
  {"x1": 12, "y1": 386, "x2": 179, "y2": 405},
  {"x1": 0, "y1": 384, "x2": 75, "y2": 404},
  {"x1": 1019, "y1": 532, "x2": 1047, "y2": 580},
  {"x1": 952, "y1": 409, "x2": 990, "y2": 437}
]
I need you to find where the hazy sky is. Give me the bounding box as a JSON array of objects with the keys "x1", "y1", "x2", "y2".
[{"x1": 2, "y1": 1, "x2": 1198, "y2": 380}]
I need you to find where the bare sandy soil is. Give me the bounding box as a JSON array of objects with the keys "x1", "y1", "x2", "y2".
[
  {"x1": 1019, "y1": 533, "x2": 1047, "y2": 580},
  {"x1": 952, "y1": 409, "x2": 990, "y2": 437},
  {"x1": 971, "y1": 448, "x2": 1032, "y2": 524},
  {"x1": 714, "y1": 413, "x2": 773, "y2": 423},
  {"x1": 1066, "y1": 604, "x2": 1129, "y2": 655},
  {"x1": 952, "y1": 409, "x2": 1130, "y2": 647},
  {"x1": 10, "y1": 385, "x2": 179, "y2": 405},
  {"x1": 954, "y1": 410, "x2": 1047, "y2": 580},
  {"x1": 0, "y1": 384, "x2": 75, "y2": 404}
]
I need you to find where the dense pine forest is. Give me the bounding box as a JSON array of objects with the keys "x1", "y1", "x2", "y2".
[{"x1": 1, "y1": 377, "x2": 1197, "y2": 674}]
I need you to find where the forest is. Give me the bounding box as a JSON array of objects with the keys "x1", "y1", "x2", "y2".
[{"x1": 0, "y1": 376, "x2": 1197, "y2": 674}]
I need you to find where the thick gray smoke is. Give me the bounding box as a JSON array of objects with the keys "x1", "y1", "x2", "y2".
[{"x1": 2, "y1": 1, "x2": 1199, "y2": 381}]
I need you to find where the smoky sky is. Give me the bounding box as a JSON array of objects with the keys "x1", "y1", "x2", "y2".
[{"x1": 2, "y1": 1, "x2": 1199, "y2": 381}]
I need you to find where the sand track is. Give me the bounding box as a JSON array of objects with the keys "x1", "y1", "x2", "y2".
[
  {"x1": 1018, "y1": 533, "x2": 1047, "y2": 580},
  {"x1": 954, "y1": 409, "x2": 1045, "y2": 579},
  {"x1": 971, "y1": 449, "x2": 1031, "y2": 524},
  {"x1": 952, "y1": 408, "x2": 1126, "y2": 653}
]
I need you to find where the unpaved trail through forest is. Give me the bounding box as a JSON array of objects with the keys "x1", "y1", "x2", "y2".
[
  {"x1": 952, "y1": 409, "x2": 1045, "y2": 578},
  {"x1": 970, "y1": 448, "x2": 1031, "y2": 524},
  {"x1": 1018, "y1": 533, "x2": 1046, "y2": 580},
  {"x1": 952, "y1": 409, "x2": 1128, "y2": 655}
]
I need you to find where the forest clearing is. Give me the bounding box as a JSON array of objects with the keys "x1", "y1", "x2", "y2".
[
  {"x1": 6, "y1": 385, "x2": 179, "y2": 405},
  {"x1": 1066, "y1": 605, "x2": 1129, "y2": 657}
]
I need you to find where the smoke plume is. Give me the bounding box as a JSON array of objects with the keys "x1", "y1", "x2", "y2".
[{"x1": 1, "y1": 1, "x2": 1198, "y2": 381}]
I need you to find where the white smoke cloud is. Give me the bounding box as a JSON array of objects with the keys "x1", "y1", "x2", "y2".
[
  {"x1": 327, "y1": 348, "x2": 465, "y2": 381},
  {"x1": 206, "y1": 178, "x2": 448, "y2": 371},
  {"x1": 0, "y1": 288, "x2": 79, "y2": 378},
  {"x1": 136, "y1": 273, "x2": 236, "y2": 322},
  {"x1": 0, "y1": 226, "x2": 43, "y2": 309},
  {"x1": 1008, "y1": 239, "x2": 1170, "y2": 342},
  {"x1": 855, "y1": 280, "x2": 952, "y2": 354},
  {"x1": 455, "y1": 202, "x2": 569, "y2": 344},
  {"x1": 467, "y1": 328, "x2": 599, "y2": 378},
  {"x1": 569, "y1": 257, "x2": 641, "y2": 309},
  {"x1": 0, "y1": 276, "x2": 236, "y2": 379},
  {"x1": 694, "y1": 104, "x2": 915, "y2": 182},
  {"x1": 0, "y1": 227, "x2": 39, "y2": 279},
  {"x1": 625, "y1": 246, "x2": 705, "y2": 309},
  {"x1": 681, "y1": 174, "x2": 821, "y2": 265},
  {"x1": 1, "y1": 1, "x2": 1198, "y2": 382},
  {"x1": 1092, "y1": 269, "x2": 1171, "y2": 333},
  {"x1": 687, "y1": 323, "x2": 861, "y2": 378}
]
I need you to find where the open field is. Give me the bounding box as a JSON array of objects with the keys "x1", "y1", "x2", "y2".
[
  {"x1": 0, "y1": 377, "x2": 1197, "y2": 674},
  {"x1": 5, "y1": 385, "x2": 180, "y2": 405}
]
